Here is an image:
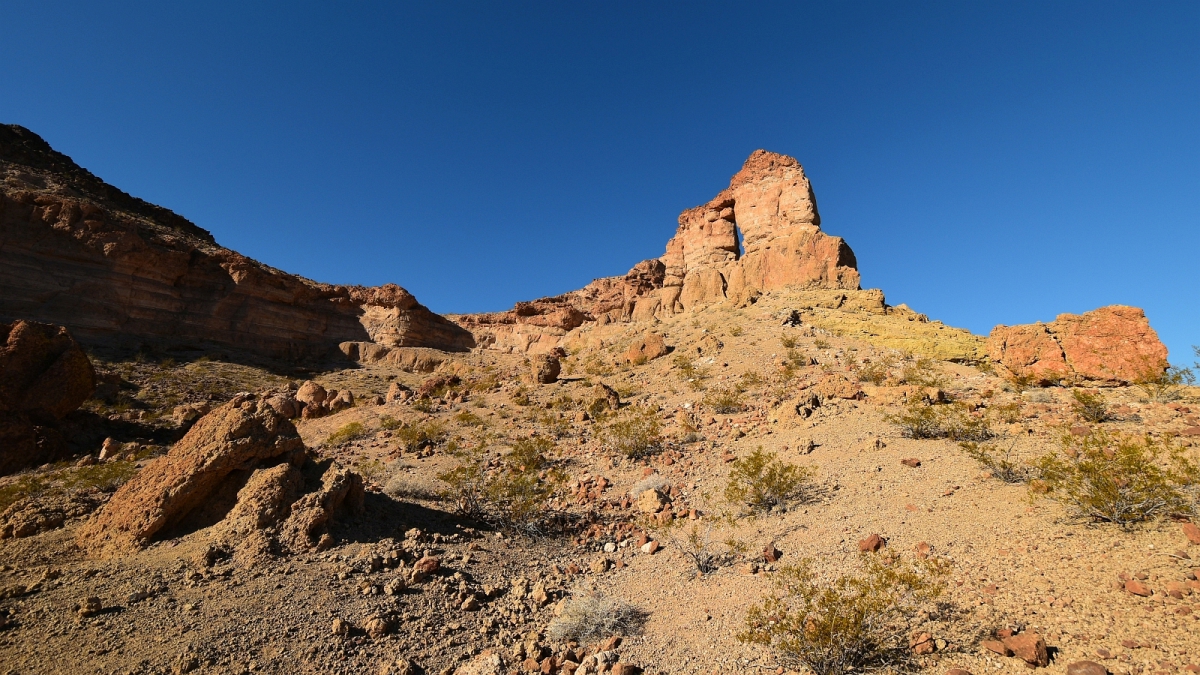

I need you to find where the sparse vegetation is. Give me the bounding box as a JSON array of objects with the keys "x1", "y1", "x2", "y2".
[
  {"x1": 813, "y1": 338, "x2": 830, "y2": 349},
  {"x1": 853, "y1": 353, "x2": 895, "y2": 385},
  {"x1": 395, "y1": 420, "x2": 447, "y2": 452},
  {"x1": 739, "y1": 555, "x2": 948, "y2": 675},
  {"x1": 899, "y1": 355, "x2": 947, "y2": 388},
  {"x1": 673, "y1": 355, "x2": 709, "y2": 390},
  {"x1": 379, "y1": 415, "x2": 403, "y2": 431},
  {"x1": 1033, "y1": 429, "x2": 1199, "y2": 527},
  {"x1": 437, "y1": 437, "x2": 566, "y2": 534},
  {"x1": 1071, "y1": 389, "x2": 1109, "y2": 423},
  {"x1": 546, "y1": 594, "x2": 648, "y2": 643},
  {"x1": 703, "y1": 387, "x2": 744, "y2": 414},
  {"x1": 355, "y1": 459, "x2": 388, "y2": 485},
  {"x1": 725, "y1": 447, "x2": 815, "y2": 513},
  {"x1": 728, "y1": 325, "x2": 744, "y2": 337},
  {"x1": 886, "y1": 400, "x2": 992, "y2": 441},
  {"x1": 1133, "y1": 361, "x2": 1194, "y2": 403},
  {"x1": 454, "y1": 410, "x2": 487, "y2": 427},
  {"x1": 960, "y1": 440, "x2": 1032, "y2": 483},
  {"x1": 599, "y1": 406, "x2": 662, "y2": 458},
  {"x1": 326, "y1": 422, "x2": 368, "y2": 446},
  {"x1": 780, "y1": 334, "x2": 797, "y2": 349}
]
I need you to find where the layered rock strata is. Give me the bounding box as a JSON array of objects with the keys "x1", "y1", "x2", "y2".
[
  {"x1": 986, "y1": 305, "x2": 1168, "y2": 385},
  {"x1": 458, "y1": 150, "x2": 861, "y2": 353},
  {"x1": 0, "y1": 124, "x2": 472, "y2": 361}
]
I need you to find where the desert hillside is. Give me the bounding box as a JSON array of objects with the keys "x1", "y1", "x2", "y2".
[{"x1": 0, "y1": 137, "x2": 1196, "y2": 675}]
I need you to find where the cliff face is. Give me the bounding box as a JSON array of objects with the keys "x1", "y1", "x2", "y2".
[
  {"x1": 0, "y1": 125, "x2": 473, "y2": 360},
  {"x1": 458, "y1": 150, "x2": 861, "y2": 353}
]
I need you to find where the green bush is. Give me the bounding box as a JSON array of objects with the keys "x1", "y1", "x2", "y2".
[
  {"x1": 740, "y1": 555, "x2": 948, "y2": 675},
  {"x1": 780, "y1": 334, "x2": 797, "y2": 349},
  {"x1": 395, "y1": 420, "x2": 446, "y2": 452},
  {"x1": 1070, "y1": 389, "x2": 1108, "y2": 423},
  {"x1": 900, "y1": 355, "x2": 947, "y2": 388},
  {"x1": 703, "y1": 387, "x2": 744, "y2": 414},
  {"x1": 599, "y1": 407, "x2": 662, "y2": 459},
  {"x1": 886, "y1": 401, "x2": 991, "y2": 442},
  {"x1": 326, "y1": 422, "x2": 368, "y2": 446},
  {"x1": 1033, "y1": 429, "x2": 1199, "y2": 527},
  {"x1": 437, "y1": 437, "x2": 565, "y2": 534},
  {"x1": 959, "y1": 441, "x2": 1031, "y2": 484},
  {"x1": 1134, "y1": 362, "x2": 1194, "y2": 403},
  {"x1": 725, "y1": 447, "x2": 814, "y2": 513},
  {"x1": 379, "y1": 415, "x2": 403, "y2": 430}
]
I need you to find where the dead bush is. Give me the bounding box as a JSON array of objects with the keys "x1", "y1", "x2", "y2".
[
  {"x1": 546, "y1": 594, "x2": 648, "y2": 643},
  {"x1": 1033, "y1": 429, "x2": 1199, "y2": 527},
  {"x1": 886, "y1": 401, "x2": 991, "y2": 442},
  {"x1": 383, "y1": 473, "x2": 441, "y2": 501},
  {"x1": 725, "y1": 447, "x2": 815, "y2": 514},
  {"x1": 959, "y1": 440, "x2": 1032, "y2": 484},
  {"x1": 599, "y1": 407, "x2": 662, "y2": 459},
  {"x1": 1070, "y1": 389, "x2": 1108, "y2": 423},
  {"x1": 739, "y1": 555, "x2": 948, "y2": 675}
]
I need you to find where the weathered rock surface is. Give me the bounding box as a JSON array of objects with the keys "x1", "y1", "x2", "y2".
[
  {"x1": 986, "y1": 305, "x2": 1168, "y2": 385},
  {"x1": 456, "y1": 150, "x2": 860, "y2": 352},
  {"x1": 0, "y1": 124, "x2": 472, "y2": 361},
  {"x1": 0, "y1": 320, "x2": 96, "y2": 475},
  {"x1": 78, "y1": 395, "x2": 305, "y2": 555}
]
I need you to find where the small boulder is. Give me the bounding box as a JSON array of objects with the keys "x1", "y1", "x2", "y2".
[
  {"x1": 530, "y1": 354, "x2": 561, "y2": 385},
  {"x1": 296, "y1": 381, "x2": 327, "y2": 406},
  {"x1": 624, "y1": 334, "x2": 669, "y2": 363},
  {"x1": 1183, "y1": 522, "x2": 1200, "y2": 545},
  {"x1": 1002, "y1": 632, "x2": 1049, "y2": 668},
  {"x1": 858, "y1": 533, "x2": 885, "y2": 552},
  {"x1": 1066, "y1": 662, "x2": 1108, "y2": 675}
]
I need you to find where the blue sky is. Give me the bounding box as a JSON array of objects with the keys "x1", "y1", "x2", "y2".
[{"x1": 3, "y1": 2, "x2": 1197, "y2": 362}]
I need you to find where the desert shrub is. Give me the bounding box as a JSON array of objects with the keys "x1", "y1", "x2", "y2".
[
  {"x1": 780, "y1": 334, "x2": 797, "y2": 349},
  {"x1": 729, "y1": 325, "x2": 744, "y2": 337},
  {"x1": 582, "y1": 354, "x2": 615, "y2": 377},
  {"x1": 988, "y1": 400, "x2": 1023, "y2": 424},
  {"x1": 379, "y1": 415, "x2": 403, "y2": 431},
  {"x1": 411, "y1": 397, "x2": 434, "y2": 413},
  {"x1": 975, "y1": 359, "x2": 996, "y2": 376},
  {"x1": 384, "y1": 473, "x2": 441, "y2": 501},
  {"x1": 662, "y1": 522, "x2": 721, "y2": 575},
  {"x1": 1070, "y1": 389, "x2": 1108, "y2": 423},
  {"x1": 725, "y1": 447, "x2": 815, "y2": 513},
  {"x1": 511, "y1": 386, "x2": 532, "y2": 406},
  {"x1": 0, "y1": 475, "x2": 48, "y2": 512},
  {"x1": 326, "y1": 422, "x2": 368, "y2": 446},
  {"x1": 1134, "y1": 362, "x2": 1194, "y2": 403},
  {"x1": 599, "y1": 407, "x2": 662, "y2": 459},
  {"x1": 813, "y1": 338, "x2": 831, "y2": 349},
  {"x1": 355, "y1": 459, "x2": 388, "y2": 486},
  {"x1": 673, "y1": 355, "x2": 709, "y2": 390},
  {"x1": 546, "y1": 594, "x2": 648, "y2": 643},
  {"x1": 900, "y1": 355, "x2": 947, "y2": 388},
  {"x1": 886, "y1": 401, "x2": 991, "y2": 441},
  {"x1": 959, "y1": 441, "x2": 1031, "y2": 484},
  {"x1": 529, "y1": 409, "x2": 570, "y2": 438},
  {"x1": 1033, "y1": 430, "x2": 1199, "y2": 527},
  {"x1": 703, "y1": 387, "x2": 744, "y2": 414},
  {"x1": 395, "y1": 420, "x2": 447, "y2": 452},
  {"x1": 739, "y1": 371, "x2": 765, "y2": 389},
  {"x1": 454, "y1": 410, "x2": 487, "y2": 427},
  {"x1": 437, "y1": 438, "x2": 565, "y2": 534},
  {"x1": 739, "y1": 555, "x2": 948, "y2": 675},
  {"x1": 853, "y1": 354, "x2": 895, "y2": 386}
]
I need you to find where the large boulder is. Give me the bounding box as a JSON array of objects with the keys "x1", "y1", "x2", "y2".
[
  {"x1": 986, "y1": 305, "x2": 1168, "y2": 385},
  {"x1": 0, "y1": 320, "x2": 96, "y2": 475},
  {"x1": 78, "y1": 394, "x2": 305, "y2": 556}
]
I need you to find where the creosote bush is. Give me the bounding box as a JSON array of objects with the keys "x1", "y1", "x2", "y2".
[
  {"x1": 959, "y1": 441, "x2": 1031, "y2": 484},
  {"x1": 599, "y1": 406, "x2": 662, "y2": 459},
  {"x1": 725, "y1": 447, "x2": 814, "y2": 513},
  {"x1": 1033, "y1": 429, "x2": 1199, "y2": 527},
  {"x1": 1070, "y1": 389, "x2": 1109, "y2": 423},
  {"x1": 703, "y1": 387, "x2": 744, "y2": 414},
  {"x1": 546, "y1": 594, "x2": 648, "y2": 643},
  {"x1": 899, "y1": 355, "x2": 947, "y2": 388},
  {"x1": 739, "y1": 555, "x2": 948, "y2": 675},
  {"x1": 326, "y1": 422, "x2": 368, "y2": 446},
  {"x1": 437, "y1": 437, "x2": 566, "y2": 535},
  {"x1": 886, "y1": 400, "x2": 991, "y2": 442},
  {"x1": 394, "y1": 420, "x2": 447, "y2": 452},
  {"x1": 1133, "y1": 361, "x2": 1195, "y2": 403}
]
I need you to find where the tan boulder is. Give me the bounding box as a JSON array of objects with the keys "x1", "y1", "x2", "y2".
[
  {"x1": 295, "y1": 381, "x2": 327, "y2": 406},
  {"x1": 77, "y1": 395, "x2": 305, "y2": 556},
  {"x1": 987, "y1": 306, "x2": 1167, "y2": 385},
  {"x1": 529, "y1": 354, "x2": 561, "y2": 384},
  {"x1": 624, "y1": 334, "x2": 669, "y2": 363}
]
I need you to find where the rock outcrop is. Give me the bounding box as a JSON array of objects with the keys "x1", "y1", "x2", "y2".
[
  {"x1": 457, "y1": 150, "x2": 860, "y2": 353},
  {"x1": 78, "y1": 394, "x2": 361, "y2": 557},
  {"x1": 0, "y1": 320, "x2": 96, "y2": 475},
  {"x1": 0, "y1": 124, "x2": 473, "y2": 361},
  {"x1": 986, "y1": 305, "x2": 1168, "y2": 385}
]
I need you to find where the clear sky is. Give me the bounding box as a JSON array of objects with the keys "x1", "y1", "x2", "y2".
[{"x1": 3, "y1": 2, "x2": 1197, "y2": 363}]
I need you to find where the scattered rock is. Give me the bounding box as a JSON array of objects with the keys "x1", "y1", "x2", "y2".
[
  {"x1": 1124, "y1": 579, "x2": 1151, "y2": 597},
  {"x1": 529, "y1": 354, "x2": 561, "y2": 385},
  {"x1": 1065, "y1": 661, "x2": 1108, "y2": 675},
  {"x1": 900, "y1": 458, "x2": 921, "y2": 468},
  {"x1": 1002, "y1": 632, "x2": 1049, "y2": 668},
  {"x1": 76, "y1": 596, "x2": 102, "y2": 618},
  {"x1": 858, "y1": 533, "x2": 885, "y2": 552},
  {"x1": 1183, "y1": 522, "x2": 1200, "y2": 545}
]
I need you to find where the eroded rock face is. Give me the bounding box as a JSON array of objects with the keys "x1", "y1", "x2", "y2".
[
  {"x1": 457, "y1": 150, "x2": 860, "y2": 352},
  {"x1": 986, "y1": 305, "x2": 1168, "y2": 385},
  {"x1": 0, "y1": 124, "x2": 473, "y2": 360},
  {"x1": 0, "y1": 320, "x2": 96, "y2": 475}
]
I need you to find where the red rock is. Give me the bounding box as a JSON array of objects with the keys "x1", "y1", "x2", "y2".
[
  {"x1": 611, "y1": 665, "x2": 642, "y2": 675},
  {"x1": 0, "y1": 127, "x2": 474, "y2": 361},
  {"x1": 986, "y1": 306, "x2": 1168, "y2": 385},
  {"x1": 1182, "y1": 522, "x2": 1200, "y2": 545},
  {"x1": 763, "y1": 543, "x2": 782, "y2": 563},
  {"x1": 529, "y1": 354, "x2": 561, "y2": 384},
  {"x1": 1065, "y1": 662, "x2": 1108, "y2": 675},
  {"x1": 858, "y1": 534, "x2": 885, "y2": 552},
  {"x1": 915, "y1": 542, "x2": 932, "y2": 559},
  {"x1": 624, "y1": 334, "x2": 669, "y2": 363},
  {"x1": 1002, "y1": 633, "x2": 1049, "y2": 667},
  {"x1": 982, "y1": 639, "x2": 1012, "y2": 656},
  {"x1": 910, "y1": 632, "x2": 935, "y2": 654},
  {"x1": 900, "y1": 458, "x2": 921, "y2": 468},
  {"x1": 945, "y1": 670, "x2": 973, "y2": 675},
  {"x1": 1124, "y1": 579, "x2": 1151, "y2": 596}
]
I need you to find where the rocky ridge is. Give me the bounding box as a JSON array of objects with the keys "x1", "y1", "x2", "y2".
[{"x1": 0, "y1": 124, "x2": 473, "y2": 361}]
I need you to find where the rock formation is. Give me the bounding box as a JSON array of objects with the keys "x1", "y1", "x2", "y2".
[
  {"x1": 0, "y1": 320, "x2": 96, "y2": 475},
  {"x1": 986, "y1": 305, "x2": 1168, "y2": 385},
  {"x1": 78, "y1": 394, "x2": 361, "y2": 557},
  {"x1": 0, "y1": 124, "x2": 473, "y2": 361},
  {"x1": 457, "y1": 150, "x2": 860, "y2": 353}
]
